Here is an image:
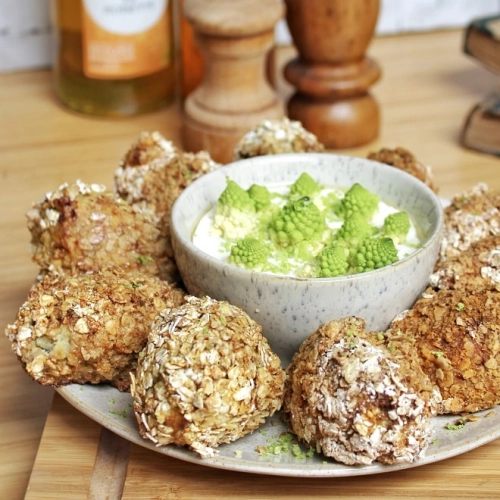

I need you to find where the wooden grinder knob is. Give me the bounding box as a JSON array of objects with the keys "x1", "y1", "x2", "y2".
[
  {"x1": 181, "y1": 0, "x2": 285, "y2": 163},
  {"x1": 284, "y1": 0, "x2": 381, "y2": 149}
]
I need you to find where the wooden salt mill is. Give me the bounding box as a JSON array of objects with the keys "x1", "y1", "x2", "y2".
[
  {"x1": 284, "y1": 0, "x2": 381, "y2": 149},
  {"x1": 181, "y1": 0, "x2": 285, "y2": 163}
]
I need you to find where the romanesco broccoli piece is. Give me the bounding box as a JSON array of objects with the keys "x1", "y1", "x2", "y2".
[
  {"x1": 289, "y1": 172, "x2": 320, "y2": 198},
  {"x1": 214, "y1": 179, "x2": 257, "y2": 239},
  {"x1": 228, "y1": 237, "x2": 269, "y2": 270},
  {"x1": 335, "y1": 212, "x2": 377, "y2": 247},
  {"x1": 218, "y1": 179, "x2": 255, "y2": 213},
  {"x1": 247, "y1": 183, "x2": 271, "y2": 210},
  {"x1": 316, "y1": 242, "x2": 349, "y2": 277},
  {"x1": 336, "y1": 183, "x2": 379, "y2": 220},
  {"x1": 382, "y1": 211, "x2": 411, "y2": 244},
  {"x1": 269, "y1": 197, "x2": 325, "y2": 249},
  {"x1": 350, "y1": 237, "x2": 399, "y2": 273}
]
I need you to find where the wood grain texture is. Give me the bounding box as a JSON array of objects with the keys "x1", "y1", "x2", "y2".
[
  {"x1": 181, "y1": 0, "x2": 284, "y2": 162},
  {"x1": 25, "y1": 396, "x2": 101, "y2": 499},
  {"x1": 2, "y1": 28, "x2": 500, "y2": 499},
  {"x1": 88, "y1": 428, "x2": 131, "y2": 500},
  {"x1": 284, "y1": 0, "x2": 381, "y2": 148}
]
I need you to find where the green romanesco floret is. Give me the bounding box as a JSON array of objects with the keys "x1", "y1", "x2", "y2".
[
  {"x1": 316, "y1": 242, "x2": 349, "y2": 277},
  {"x1": 289, "y1": 172, "x2": 320, "y2": 198},
  {"x1": 269, "y1": 197, "x2": 326, "y2": 250},
  {"x1": 247, "y1": 183, "x2": 272, "y2": 211},
  {"x1": 335, "y1": 212, "x2": 377, "y2": 248},
  {"x1": 228, "y1": 237, "x2": 269, "y2": 270},
  {"x1": 382, "y1": 211, "x2": 411, "y2": 244},
  {"x1": 214, "y1": 179, "x2": 257, "y2": 239},
  {"x1": 350, "y1": 236, "x2": 399, "y2": 273},
  {"x1": 218, "y1": 179, "x2": 255, "y2": 213},
  {"x1": 336, "y1": 183, "x2": 380, "y2": 220}
]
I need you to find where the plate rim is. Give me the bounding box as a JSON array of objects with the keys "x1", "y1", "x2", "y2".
[{"x1": 56, "y1": 383, "x2": 500, "y2": 478}]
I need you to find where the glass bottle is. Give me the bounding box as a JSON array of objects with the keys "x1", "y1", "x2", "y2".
[{"x1": 51, "y1": 0, "x2": 176, "y2": 117}]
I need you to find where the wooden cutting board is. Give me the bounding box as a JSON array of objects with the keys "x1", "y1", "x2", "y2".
[{"x1": 25, "y1": 395, "x2": 500, "y2": 499}]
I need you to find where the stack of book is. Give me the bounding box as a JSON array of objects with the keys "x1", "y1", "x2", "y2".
[{"x1": 461, "y1": 15, "x2": 500, "y2": 156}]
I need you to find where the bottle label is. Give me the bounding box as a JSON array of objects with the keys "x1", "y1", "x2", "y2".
[{"x1": 82, "y1": 0, "x2": 170, "y2": 79}]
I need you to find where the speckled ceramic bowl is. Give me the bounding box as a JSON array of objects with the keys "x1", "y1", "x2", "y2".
[{"x1": 171, "y1": 153, "x2": 443, "y2": 366}]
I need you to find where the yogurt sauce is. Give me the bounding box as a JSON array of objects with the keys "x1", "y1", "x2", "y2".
[{"x1": 192, "y1": 182, "x2": 421, "y2": 277}]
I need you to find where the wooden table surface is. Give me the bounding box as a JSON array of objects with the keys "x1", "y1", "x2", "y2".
[{"x1": 2, "y1": 29, "x2": 500, "y2": 499}]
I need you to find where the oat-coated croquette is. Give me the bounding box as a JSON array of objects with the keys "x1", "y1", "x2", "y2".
[
  {"x1": 283, "y1": 317, "x2": 436, "y2": 466},
  {"x1": 131, "y1": 295, "x2": 285, "y2": 458},
  {"x1": 26, "y1": 180, "x2": 178, "y2": 283},
  {"x1": 388, "y1": 287, "x2": 500, "y2": 414},
  {"x1": 114, "y1": 131, "x2": 220, "y2": 238},
  {"x1": 120, "y1": 130, "x2": 178, "y2": 167},
  {"x1": 367, "y1": 146, "x2": 438, "y2": 193},
  {"x1": 233, "y1": 117, "x2": 324, "y2": 160},
  {"x1": 430, "y1": 234, "x2": 500, "y2": 292},
  {"x1": 5, "y1": 268, "x2": 186, "y2": 391},
  {"x1": 438, "y1": 183, "x2": 500, "y2": 262}
]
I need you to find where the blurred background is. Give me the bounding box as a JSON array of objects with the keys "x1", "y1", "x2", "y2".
[{"x1": 2, "y1": 0, "x2": 500, "y2": 73}]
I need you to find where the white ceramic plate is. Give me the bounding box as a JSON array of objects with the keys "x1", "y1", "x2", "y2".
[
  {"x1": 57, "y1": 383, "x2": 500, "y2": 477},
  {"x1": 57, "y1": 197, "x2": 499, "y2": 477}
]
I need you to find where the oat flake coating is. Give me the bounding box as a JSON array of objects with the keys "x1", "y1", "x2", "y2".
[
  {"x1": 438, "y1": 183, "x2": 500, "y2": 262},
  {"x1": 131, "y1": 296, "x2": 285, "y2": 458},
  {"x1": 114, "y1": 150, "x2": 219, "y2": 226},
  {"x1": 26, "y1": 180, "x2": 178, "y2": 282},
  {"x1": 430, "y1": 234, "x2": 500, "y2": 292},
  {"x1": 120, "y1": 130, "x2": 178, "y2": 167},
  {"x1": 115, "y1": 133, "x2": 220, "y2": 238},
  {"x1": 367, "y1": 147, "x2": 438, "y2": 193},
  {"x1": 233, "y1": 118, "x2": 324, "y2": 160},
  {"x1": 283, "y1": 317, "x2": 434, "y2": 466},
  {"x1": 5, "y1": 269, "x2": 186, "y2": 391},
  {"x1": 389, "y1": 288, "x2": 500, "y2": 414}
]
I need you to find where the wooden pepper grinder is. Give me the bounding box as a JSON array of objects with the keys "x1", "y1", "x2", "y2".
[
  {"x1": 181, "y1": 0, "x2": 285, "y2": 163},
  {"x1": 284, "y1": 0, "x2": 381, "y2": 149}
]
